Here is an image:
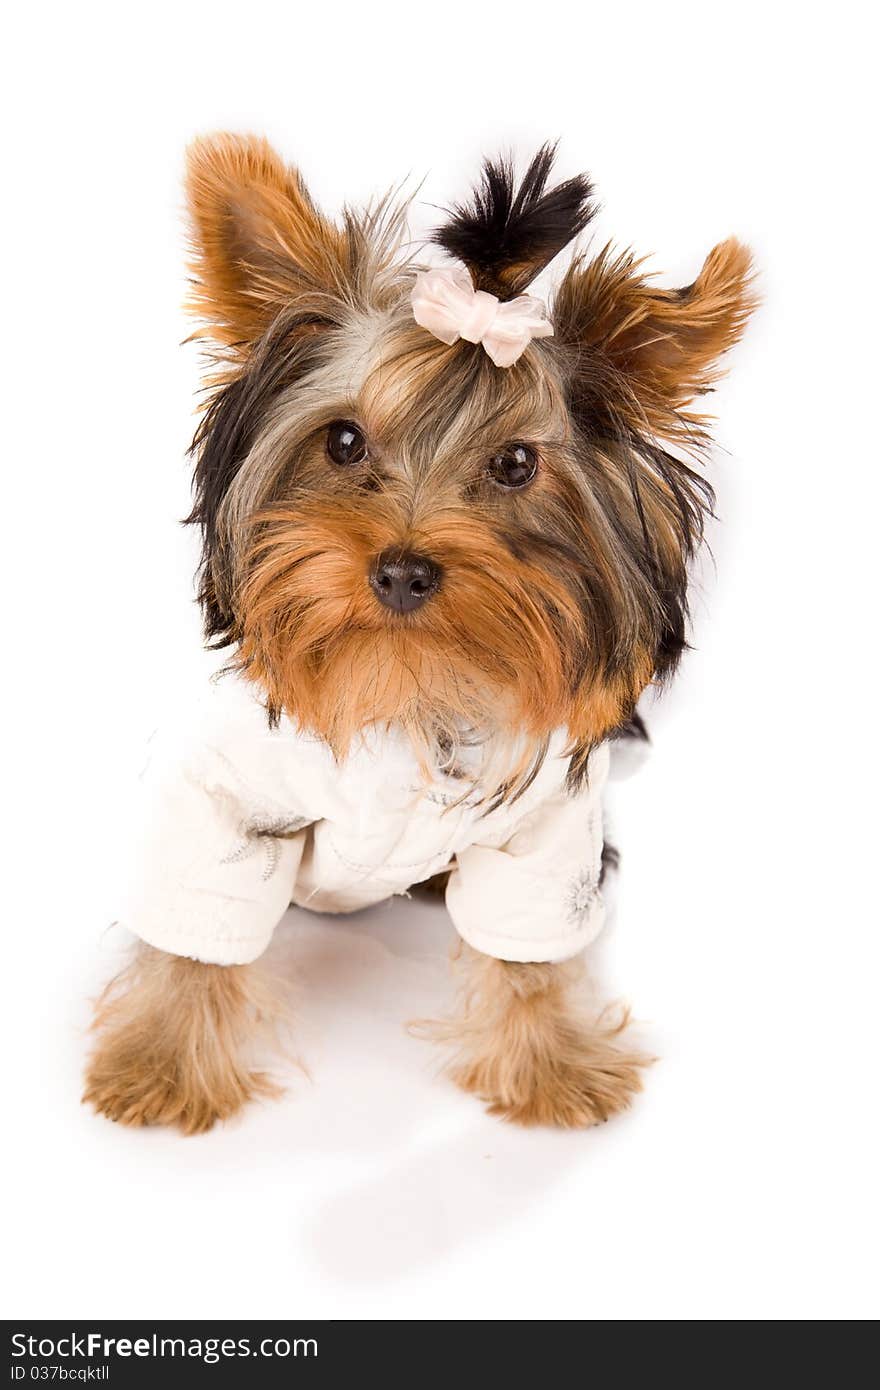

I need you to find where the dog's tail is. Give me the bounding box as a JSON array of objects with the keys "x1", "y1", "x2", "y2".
[
  {"x1": 599, "y1": 841, "x2": 620, "y2": 885},
  {"x1": 602, "y1": 710, "x2": 651, "y2": 882},
  {"x1": 612, "y1": 711, "x2": 649, "y2": 745}
]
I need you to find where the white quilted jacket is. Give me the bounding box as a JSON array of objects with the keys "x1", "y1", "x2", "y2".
[{"x1": 120, "y1": 672, "x2": 609, "y2": 966}]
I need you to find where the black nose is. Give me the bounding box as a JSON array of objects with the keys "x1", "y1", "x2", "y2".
[{"x1": 370, "y1": 550, "x2": 442, "y2": 614}]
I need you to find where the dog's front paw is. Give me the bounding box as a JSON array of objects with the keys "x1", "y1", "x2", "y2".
[
  {"x1": 83, "y1": 1051, "x2": 203, "y2": 1131},
  {"x1": 83, "y1": 1038, "x2": 276, "y2": 1134},
  {"x1": 84, "y1": 947, "x2": 285, "y2": 1135},
  {"x1": 434, "y1": 953, "x2": 651, "y2": 1129},
  {"x1": 454, "y1": 1016, "x2": 647, "y2": 1127}
]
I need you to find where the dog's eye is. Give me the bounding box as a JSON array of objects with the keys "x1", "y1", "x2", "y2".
[
  {"x1": 487, "y1": 443, "x2": 538, "y2": 490},
  {"x1": 327, "y1": 420, "x2": 368, "y2": 467}
]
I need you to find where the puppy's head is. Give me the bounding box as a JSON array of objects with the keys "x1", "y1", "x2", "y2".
[{"x1": 185, "y1": 135, "x2": 755, "y2": 782}]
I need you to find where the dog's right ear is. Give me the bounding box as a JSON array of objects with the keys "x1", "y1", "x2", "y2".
[{"x1": 185, "y1": 133, "x2": 351, "y2": 351}]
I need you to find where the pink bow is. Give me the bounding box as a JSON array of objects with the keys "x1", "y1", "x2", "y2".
[{"x1": 410, "y1": 264, "x2": 553, "y2": 368}]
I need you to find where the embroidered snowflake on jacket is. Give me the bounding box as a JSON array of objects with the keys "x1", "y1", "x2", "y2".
[
  {"x1": 564, "y1": 867, "x2": 600, "y2": 926},
  {"x1": 221, "y1": 813, "x2": 312, "y2": 882}
]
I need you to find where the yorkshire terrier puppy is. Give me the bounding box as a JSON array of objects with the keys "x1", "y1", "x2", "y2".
[{"x1": 84, "y1": 136, "x2": 754, "y2": 1133}]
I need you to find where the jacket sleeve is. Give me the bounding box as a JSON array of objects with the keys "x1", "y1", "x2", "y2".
[
  {"x1": 445, "y1": 744, "x2": 609, "y2": 963},
  {"x1": 118, "y1": 708, "x2": 310, "y2": 967}
]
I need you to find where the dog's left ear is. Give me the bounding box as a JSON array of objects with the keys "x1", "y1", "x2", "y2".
[
  {"x1": 554, "y1": 238, "x2": 757, "y2": 440},
  {"x1": 185, "y1": 133, "x2": 352, "y2": 352}
]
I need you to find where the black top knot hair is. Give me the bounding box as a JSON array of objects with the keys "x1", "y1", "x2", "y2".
[{"x1": 432, "y1": 143, "x2": 596, "y2": 301}]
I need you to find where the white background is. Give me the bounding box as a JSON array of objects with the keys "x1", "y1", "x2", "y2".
[{"x1": 3, "y1": 0, "x2": 877, "y2": 1321}]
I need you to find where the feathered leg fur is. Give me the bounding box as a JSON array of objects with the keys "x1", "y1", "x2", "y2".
[
  {"x1": 83, "y1": 945, "x2": 284, "y2": 1134},
  {"x1": 430, "y1": 948, "x2": 649, "y2": 1127}
]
